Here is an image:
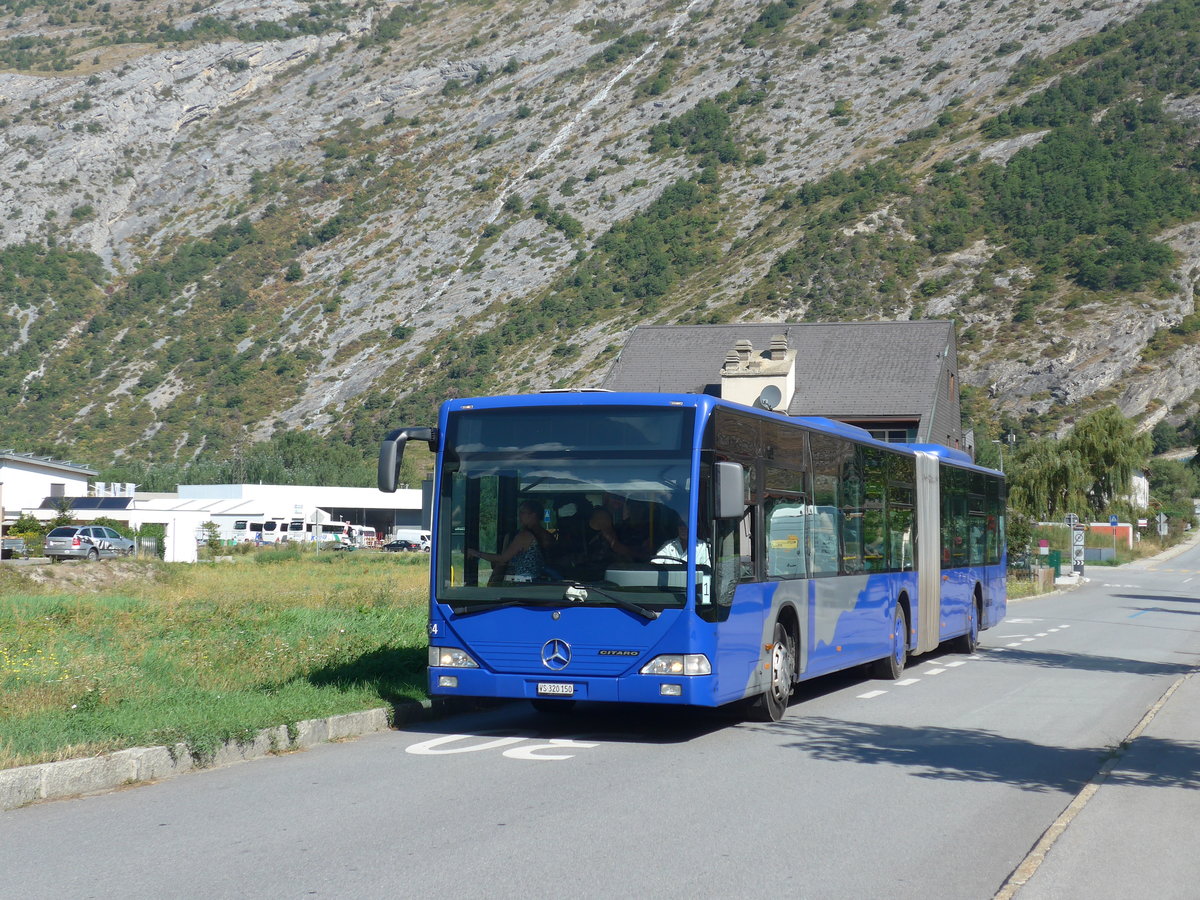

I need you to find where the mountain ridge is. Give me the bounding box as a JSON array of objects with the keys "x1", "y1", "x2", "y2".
[{"x1": 1, "y1": 0, "x2": 1197, "y2": 472}]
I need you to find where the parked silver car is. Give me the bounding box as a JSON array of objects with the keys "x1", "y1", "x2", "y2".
[{"x1": 45, "y1": 525, "x2": 135, "y2": 562}]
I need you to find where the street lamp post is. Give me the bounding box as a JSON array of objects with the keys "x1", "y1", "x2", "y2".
[{"x1": 991, "y1": 439, "x2": 1004, "y2": 473}]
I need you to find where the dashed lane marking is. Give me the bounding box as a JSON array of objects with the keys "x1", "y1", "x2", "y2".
[
  {"x1": 857, "y1": 690, "x2": 888, "y2": 699},
  {"x1": 1007, "y1": 642, "x2": 1023, "y2": 648},
  {"x1": 895, "y1": 678, "x2": 920, "y2": 686},
  {"x1": 943, "y1": 661, "x2": 966, "y2": 668},
  {"x1": 924, "y1": 668, "x2": 946, "y2": 675}
]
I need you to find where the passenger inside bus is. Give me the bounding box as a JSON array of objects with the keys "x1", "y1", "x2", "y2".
[{"x1": 466, "y1": 499, "x2": 553, "y2": 583}]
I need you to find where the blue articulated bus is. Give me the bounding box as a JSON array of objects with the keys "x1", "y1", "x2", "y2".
[{"x1": 379, "y1": 391, "x2": 1005, "y2": 721}]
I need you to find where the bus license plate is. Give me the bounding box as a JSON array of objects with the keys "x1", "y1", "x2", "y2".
[{"x1": 537, "y1": 682, "x2": 574, "y2": 696}]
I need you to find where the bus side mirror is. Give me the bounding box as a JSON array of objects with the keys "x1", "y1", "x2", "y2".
[
  {"x1": 714, "y1": 461, "x2": 747, "y2": 519},
  {"x1": 378, "y1": 427, "x2": 438, "y2": 493}
]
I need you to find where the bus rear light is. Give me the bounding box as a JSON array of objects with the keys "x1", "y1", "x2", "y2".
[
  {"x1": 640, "y1": 654, "x2": 711, "y2": 676},
  {"x1": 429, "y1": 646, "x2": 479, "y2": 668}
]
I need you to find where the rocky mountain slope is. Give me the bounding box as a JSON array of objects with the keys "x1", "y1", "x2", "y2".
[{"x1": 1, "y1": 0, "x2": 1198, "y2": 468}]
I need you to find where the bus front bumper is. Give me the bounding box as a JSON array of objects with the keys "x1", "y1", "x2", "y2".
[{"x1": 429, "y1": 668, "x2": 721, "y2": 706}]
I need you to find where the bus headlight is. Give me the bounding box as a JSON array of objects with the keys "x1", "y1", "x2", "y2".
[
  {"x1": 640, "y1": 654, "x2": 711, "y2": 676},
  {"x1": 429, "y1": 646, "x2": 479, "y2": 668}
]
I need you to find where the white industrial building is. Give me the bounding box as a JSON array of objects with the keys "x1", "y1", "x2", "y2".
[
  {"x1": 3, "y1": 457, "x2": 427, "y2": 562},
  {"x1": 1, "y1": 450, "x2": 98, "y2": 532}
]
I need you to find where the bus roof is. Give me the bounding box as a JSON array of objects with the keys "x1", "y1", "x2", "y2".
[{"x1": 439, "y1": 392, "x2": 999, "y2": 475}]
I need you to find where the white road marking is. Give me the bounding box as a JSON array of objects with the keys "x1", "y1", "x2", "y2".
[
  {"x1": 858, "y1": 690, "x2": 888, "y2": 699},
  {"x1": 502, "y1": 738, "x2": 600, "y2": 761},
  {"x1": 1007, "y1": 642, "x2": 1023, "y2": 648},
  {"x1": 406, "y1": 734, "x2": 527, "y2": 755},
  {"x1": 1006, "y1": 618, "x2": 1042, "y2": 624},
  {"x1": 405, "y1": 732, "x2": 600, "y2": 762},
  {"x1": 1021, "y1": 638, "x2": 1036, "y2": 643},
  {"x1": 895, "y1": 678, "x2": 920, "y2": 686},
  {"x1": 1184, "y1": 577, "x2": 1194, "y2": 584},
  {"x1": 1035, "y1": 633, "x2": 1048, "y2": 637},
  {"x1": 943, "y1": 661, "x2": 966, "y2": 668},
  {"x1": 1048, "y1": 628, "x2": 1060, "y2": 632},
  {"x1": 1059, "y1": 624, "x2": 1071, "y2": 628},
  {"x1": 924, "y1": 668, "x2": 946, "y2": 675}
]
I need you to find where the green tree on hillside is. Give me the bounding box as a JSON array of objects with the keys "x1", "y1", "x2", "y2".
[
  {"x1": 1008, "y1": 437, "x2": 1088, "y2": 520},
  {"x1": 1008, "y1": 407, "x2": 1151, "y2": 519},
  {"x1": 1067, "y1": 407, "x2": 1152, "y2": 511}
]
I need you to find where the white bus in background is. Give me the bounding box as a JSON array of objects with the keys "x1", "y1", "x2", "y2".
[
  {"x1": 232, "y1": 518, "x2": 299, "y2": 543},
  {"x1": 232, "y1": 519, "x2": 375, "y2": 545},
  {"x1": 304, "y1": 522, "x2": 377, "y2": 546}
]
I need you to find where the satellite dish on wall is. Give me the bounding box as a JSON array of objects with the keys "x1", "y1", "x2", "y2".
[{"x1": 755, "y1": 385, "x2": 782, "y2": 411}]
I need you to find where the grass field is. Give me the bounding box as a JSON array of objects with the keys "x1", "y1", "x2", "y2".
[{"x1": 0, "y1": 549, "x2": 430, "y2": 770}]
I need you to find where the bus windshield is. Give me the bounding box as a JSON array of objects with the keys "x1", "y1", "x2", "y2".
[{"x1": 437, "y1": 406, "x2": 696, "y2": 611}]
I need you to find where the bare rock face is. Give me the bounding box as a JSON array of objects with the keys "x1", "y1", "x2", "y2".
[{"x1": 1, "y1": 0, "x2": 1196, "y2": 454}]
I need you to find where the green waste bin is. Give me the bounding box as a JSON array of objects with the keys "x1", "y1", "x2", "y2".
[{"x1": 1047, "y1": 550, "x2": 1061, "y2": 578}]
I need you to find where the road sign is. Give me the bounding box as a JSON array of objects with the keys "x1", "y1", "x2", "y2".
[
  {"x1": 1157, "y1": 512, "x2": 1169, "y2": 537},
  {"x1": 1065, "y1": 513, "x2": 1079, "y2": 527},
  {"x1": 1109, "y1": 514, "x2": 1118, "y2": 528},
  {"x1": 1071, "y1": 526, "x2": 1085, "y2": 573}
]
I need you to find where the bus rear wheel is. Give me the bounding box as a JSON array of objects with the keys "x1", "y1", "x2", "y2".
[
  {"x1": 954, "y1": 594, "x2": 981, "y2": 654},
  {"x1": 749, "y1": 620, "x2": 796, "y2": 722},
  {"x1": 871, "y1": 603, "x2": 908, "y2": 680}
]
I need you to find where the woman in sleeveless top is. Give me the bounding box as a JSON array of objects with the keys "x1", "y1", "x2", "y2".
[{"x1": 466, "y1": 500, "x2": 552, "y2": 581}]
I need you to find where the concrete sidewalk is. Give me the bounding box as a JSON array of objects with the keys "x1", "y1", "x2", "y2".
[
  {"x1": 1011, "y1": 671, "x2": 1200, "y2": 899},
  {"x1": 1000, "y1": 527, "x2": 1200, "y2": 899}
]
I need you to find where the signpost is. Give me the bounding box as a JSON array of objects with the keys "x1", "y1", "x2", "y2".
[
  {"x1": 1071, "y1": 526, "x2": 1085, "y2": 575},
  {"x1": 1110, "y1": 514, "x2": 1118, "y2": 557},
  {"x1": 1157, "y1": 512, "x2": 1169, "y2": 538}
]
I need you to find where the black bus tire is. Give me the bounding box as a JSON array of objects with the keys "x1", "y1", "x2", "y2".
[{"x1": 871, "y1": 602, "x2": 908, "y2": 680}]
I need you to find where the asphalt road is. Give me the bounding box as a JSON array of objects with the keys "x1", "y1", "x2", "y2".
[{"x1": 2, "y1": 542, "x2": 1198, "y2": 899}]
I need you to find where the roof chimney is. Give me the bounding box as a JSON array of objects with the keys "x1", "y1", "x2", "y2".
[
  {"x1": 768, "y1": 334, "x2": 788, "y2": 361},
  {"x1": 719, "y1": 334, "x2": 796, "y2": 412}
]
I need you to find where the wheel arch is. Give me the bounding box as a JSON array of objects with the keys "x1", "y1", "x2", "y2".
[
  {"x1": 775, "y1": 601, "x2": 802, "y2": 677},
  {"x1": 896, "y1": 590, "x2": 912, "y2": 651}
]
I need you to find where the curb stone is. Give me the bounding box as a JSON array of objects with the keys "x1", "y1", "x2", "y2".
[{"x1": 0, "y1": 699, "x2": 471, "y2": 812}]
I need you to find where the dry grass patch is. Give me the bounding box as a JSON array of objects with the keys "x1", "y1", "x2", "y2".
[{"x1": 0, "y1": 551, "x2": 430, "y2": 769}]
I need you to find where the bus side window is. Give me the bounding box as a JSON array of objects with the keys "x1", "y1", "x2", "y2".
[{"x1": 765, "y1": 499, "x2": 807, "y2": 578}]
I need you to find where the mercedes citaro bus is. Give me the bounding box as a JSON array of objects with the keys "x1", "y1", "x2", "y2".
[{"x1": 379, "y1": 391, "x2": 1005, "y2": 720}]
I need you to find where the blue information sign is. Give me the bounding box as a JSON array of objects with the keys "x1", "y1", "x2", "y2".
[{"x1": 1109, "y1": 514, "x2": 1119, "y2": 528}]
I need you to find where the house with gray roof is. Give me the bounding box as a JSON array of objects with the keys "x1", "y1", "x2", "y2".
[{"x1": 601, "y1": 321, "x2": 965, "y2": 450}]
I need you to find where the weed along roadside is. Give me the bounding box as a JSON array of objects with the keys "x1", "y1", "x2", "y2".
[{"x1": 0, "y1": 549, "x2": 434, "y2": 809}]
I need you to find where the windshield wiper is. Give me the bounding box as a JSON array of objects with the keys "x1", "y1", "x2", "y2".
[
  {"x1": 561, "y1": 581, "x2": 659, "y2": 620},
  {"x1": 449, "y1": 597, "x2": 563, "y2": 617}
]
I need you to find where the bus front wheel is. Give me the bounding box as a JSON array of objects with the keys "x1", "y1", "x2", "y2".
[
  {"x1": 871, "y1": 603, "x2": 908, "y2": 680},
  {"x1": 749, "y1": 620, "x2": 796, "y2": 722}
]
